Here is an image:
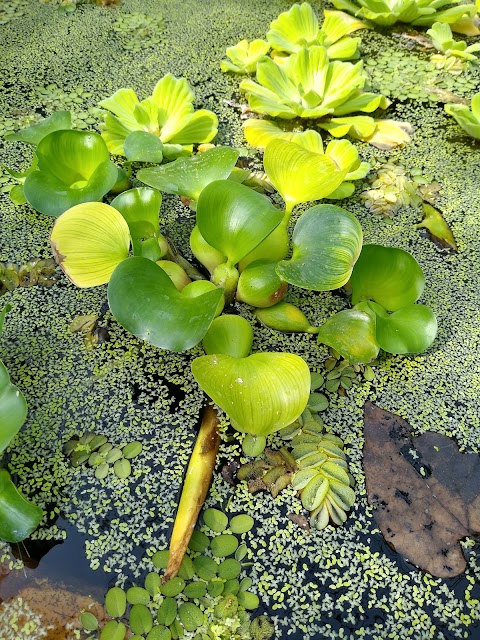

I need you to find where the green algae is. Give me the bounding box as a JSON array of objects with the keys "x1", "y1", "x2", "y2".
[{"x1": 1, "y1": 0, "x2": 480, "y2": 639}]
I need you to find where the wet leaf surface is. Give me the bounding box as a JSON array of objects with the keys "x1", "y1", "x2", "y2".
[{"x1": 363, "y1": 401, "x2": 480, "y2": 578}]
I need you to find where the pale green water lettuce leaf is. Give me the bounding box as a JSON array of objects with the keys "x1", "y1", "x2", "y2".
[
  {"x1": 221, "y1": 39, "x2": 270, "y2": 74},
  {"x1": 4, "y1": 111, "x2": 72, "y2": 145},
  {"x1": 445, "y1": 93, "x2": 480, "y2": 139},
  {"x1": 263, "y1": 138, "x2": 348, "y2": 211},
  {"x1": 108, "y1": 257, "x2": 222, "y2": 352},
  {"x1": 277, "y1": 204, "x2": 363, "y2": 290},
  {"x1": 0, "y1": 470, "x2": 43, "y2": 543},
  {"x1": 350, "y1": 244, "x2": 425, "y2": 311},
  {"x1": 138, "y1": 147, "x2": 240, "y2": 201},
  {"x1": 191, "y1": 352, "x2": 311, "y2": 436},
  {"x1": 99, "y1": 75, "x2": 218, "y2": 158},
  {"x1": 196, "y1": 180, "x2": 283, "y2": 265},
  {"x1": 23, "y1": 130, "x2": 118, "y2": 217},
  {"x1": 51, "y1": 203, "x2": 131, "y2": 288}
]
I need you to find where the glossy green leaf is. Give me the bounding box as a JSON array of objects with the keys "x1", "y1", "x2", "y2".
[
  {"x1": 202, "y1": 315, "x2": 254, "y2": 358},
  {"x1": 373, "y1": 302, "x2": 438, "y2": 354},
  {"x1": 276, "y1": 204, "x2": 362, "y2": 291},
  {"x1": 51, "y1": 203, "x2": 131, "y2": 288},
  {"x1": 191, "y1": 352, "x2": 311, "y2": 436},
  {"x1": 23, "y1": 130, "x2": 118, "y2": 217},
  {"x1": 0, "y1": 361, "x2": 28, "y2": 454},
  {"x1": 196, "y1": 180, "x2": 283, "y2": 265},
  {"x1": 0, "y1": 470, "x2": 43, "y2": 543},
  {"x1": 137, "y1": 147, "x2": 240, "y2": 201},
  {"x1": 255, "y1": 301, "x2": 318, "y2": 333},
  {"x1": 317, "y1": 308, "x2": 379, "y2": 364},
  {"x1": 108, "y1": 257, "x2": 222, "y2": 352},
  {"x1": 264, "y1": 139, "x2": 349, "y2": 211},
  {"x1": 350, "y1": 244, "x2": 425, "y2": 311},
  {"x1": 4, "y1": 111, "x2": 72, "y2": 145},
  {"x1": 124, "y1": 131, "x2": 164, "y2": 163},
  {"x1": 237, "y1": 259, "x2": 288, "y2": 308},
  {"x1": 110, "y1": 187, "x2": 164, "y2": 261}
]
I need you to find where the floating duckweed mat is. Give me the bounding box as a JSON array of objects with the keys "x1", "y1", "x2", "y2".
[{"x1": 1, "y1": 0, "x2": 480, "y2": 638}]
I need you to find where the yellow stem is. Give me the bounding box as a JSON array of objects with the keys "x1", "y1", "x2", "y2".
[{"x1": 163, "y1": 404, "x2": 220, "y2": 582}]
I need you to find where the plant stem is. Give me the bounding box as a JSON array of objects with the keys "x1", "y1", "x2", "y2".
[{"x1": 164, "y1": 404, "x2": 220, "y2": 582}]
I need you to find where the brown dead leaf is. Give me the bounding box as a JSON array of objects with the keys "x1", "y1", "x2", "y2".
[{"x1": 363, "y1": 401, "x2": 480, "y2": 578}]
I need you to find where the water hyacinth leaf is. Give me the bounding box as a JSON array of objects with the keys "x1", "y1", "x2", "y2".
[
  {"x1": 255, "y1": 301, "x2": 318, "y2": 333},
  {"x1": 4, "y1": 111, "x2": 72, "y2": 145},
  {"x1": 138, "y1": 147, "x2": 240, "y2": 201},
  {"x1": 350, "y1": 244, "x2": 425, "y2": 311},
  {"x1": 51, "y1": 203, "x2": 131, "y2": 288},
  {"x1": 317, "y1": 308, "x2": 379, "y2": 364},
  {"x1": 237, "y1": 259, "x2": 288, "y2": 308},
  {"x1": 191, "y1": 352, "x2": 311, "y2": 436},
  {"x1": 0, "y1": 470, "x2": 43, "y2": 543},
  {"x1": 23, "y1": 130, "x2": 118, "y2": 217},
  {"x1": 202, "y1": 315, "x2": 254, "y2": 358},
  {"x1": 105, "y1": 586, "x2": 127, "y2": 618},
  {"x1": 196, "y1": 180, "x2": 283, "y2": 265},
  {"x1": 238, "y1": 223, "x2": 290, "y2": 271},
  {"x1": 108, "y1": 257, "x2": 222, "y2": 351},
  {"x1": 0, "y1": 361, "x2": 28, "y2": 453},
  {"x1": 277, "y1": 204, "x2": 362, "y2": 291},
  {"x1": 373, "y1": 303, "x2": 438, "y2": 354},
  {"x1": 183, "y1": 281, "x2": 225, "y2": 317},
  {"x1": 123, "y1": 131, "x2": 164, "y2": 163},
  {"x1": 417, "y1": 203, "x2": 457, "y2": 250},
  {"x1": 9, "y1": 184, "x2": 27, "y2": 206},
  {"x1": 264, "y1": 139, "x2": 349, "y2": 211}
]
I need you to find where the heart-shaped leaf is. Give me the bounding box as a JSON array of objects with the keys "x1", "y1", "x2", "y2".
[
  {"x1": 23, "y1": 130, "x2": 119, "y2": 217},
  {"x1": 196, "y1": 180, "x2": 283, "y2": 265},
  {"x1": 108, "y1": 257, "x2": 223, "y2": 352},
  {"x1": 372, "y1": 302, "x2": 438, "y2": 354},
  {"x1": 0, "y1": 361, "x2": 28, "y2": 454},
  {"x1": 264, "y1": 138, "x2": 349, "y2": 213},
  {"x1": 111, "y1": 187, "x2": 165, "y2": 260},
  {"x1": 138, "y1": 147, "x2": 240, "y2": 201},
  {"x1": 51, "y1": 203, "x2": 131, "y2": 288},
  {"x1": 191, "y1": 352, "x2": 311, "y2": 436},
  {"x1": 4, "y1": 111, "x2": 72, "y2": 145},
  {"x1": 316, "y1": 308, "x2": 379, "y2": 364},
  {"x1": 276, "y1": 204, "x2": 362, "y2": 291},
  {"x1": 123, "y1": 131, "x2": 164, "y2": 163},
  {"x1": 202, "y1": 315, "x2": 254, "y2": 358},
  {"x1": 0, "y1": 470, "x2": 43, "y2": 543},
  {"x1": 350, "y1": 244, "x2": 425, "y2": 311}
]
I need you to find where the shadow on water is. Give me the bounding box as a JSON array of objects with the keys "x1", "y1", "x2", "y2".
[{"x1": 0, "y1": 517, "x2": 107, "y2": 605}]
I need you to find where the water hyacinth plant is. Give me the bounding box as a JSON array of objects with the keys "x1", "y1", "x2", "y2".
[{"x1": 0, "y1": 305, "x2": 43, "y2": 542}]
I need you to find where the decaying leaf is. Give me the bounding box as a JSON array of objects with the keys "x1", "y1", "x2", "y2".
[
  {"x1": 363, "y1": 401, "x2": 480, "y2": 578},
  {"x1": 417, "y1": 203, "x2": 457, "y2": 250}
]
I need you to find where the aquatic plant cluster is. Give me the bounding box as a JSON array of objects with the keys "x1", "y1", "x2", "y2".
[{"x1": 1, "y1": 0, "x2": 480, "y2": 638}]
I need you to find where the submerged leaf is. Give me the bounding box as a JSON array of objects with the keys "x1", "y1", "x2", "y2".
[
  {"x1": 364, "y1": 402, "x2": 480, "y2": 577},
  {"x1": 192, "y1": 352, "x2": 311, "y2": 436}
]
